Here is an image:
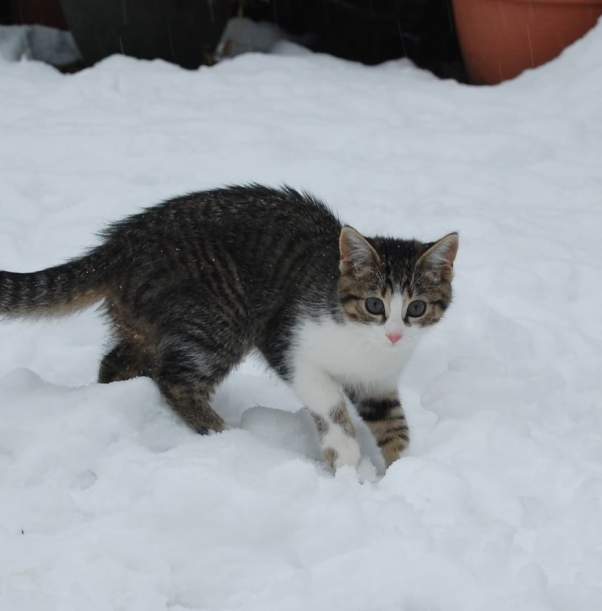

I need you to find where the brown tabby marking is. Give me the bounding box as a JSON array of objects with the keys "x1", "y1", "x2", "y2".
[
  {"x1": 329, "y1": 404, "x2": 355, "y2": 437},
  {"x1": 159, "y1": 380, "x2": 225, "y2": 434},
  {"x1": 311, "y1": 413, "x2": 329, "y2": 435},
  {"x1": 347, "y1": 389, "x2": 410, "y2": 467},
  {"x1": 408, "y1": 236, "x2": 456, "y2": 328},
  {"x1": 338, "y1": 228, "x2": 386, "y2": 324},
  {"x1": 323, "y1": 448, "x2": 338, "y2": 469}
]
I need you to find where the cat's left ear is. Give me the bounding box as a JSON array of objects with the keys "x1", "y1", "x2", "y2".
[{"x1": 416, "y1": 232, "x2": 459, "y2": 271}]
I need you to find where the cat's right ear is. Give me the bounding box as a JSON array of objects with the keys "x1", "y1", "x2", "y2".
[
  {"x1": 339, "y1": 226, "x2": 380, "y2": 273},
  {"x1": 416, "y1": 232, "x2": 459, "y2": 271}
]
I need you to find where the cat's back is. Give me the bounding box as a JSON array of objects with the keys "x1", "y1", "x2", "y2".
[
  {"x1": 100, "y1": 185, "x2": 343, "y2": 301},
  {"x1": 104, "y1": 184, "x2": 340, "y2": 246},
  {"x1": 181, "y1": 184, "x2": 340, "y2": 238},
  {"x1": 93, "y1": 185, "x2": 344, "y2": 344}
]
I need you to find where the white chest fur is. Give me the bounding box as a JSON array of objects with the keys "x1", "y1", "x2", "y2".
[{"x1": 291, "y1": 316, "x2": 419, "y2": 390}]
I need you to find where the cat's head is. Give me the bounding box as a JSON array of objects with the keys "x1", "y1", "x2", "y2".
[{"x1": 337, "y1": 226, "x2": 458, "y2": 347}]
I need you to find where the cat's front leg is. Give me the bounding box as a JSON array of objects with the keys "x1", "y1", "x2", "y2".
[
  {"x1": 348, "y1": 386, "x2": 409, "y2": 468},
  {"x1": 293, "y1": 366, "x2": 361, "y2": 471}
]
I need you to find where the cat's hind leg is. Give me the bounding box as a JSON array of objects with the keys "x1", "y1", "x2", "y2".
[
  {"x1": 151, "y1": 287, "x2": 248, "y2": 434},
  {"x1": 155, "y1": 341, "x2": 230, "y2": 434},
  {"x1": 98, "y1": 299, "x2": 155, "y2": 383},
  {"x1": 98, "y1": 341, "x2": 152, "y2": 383}
]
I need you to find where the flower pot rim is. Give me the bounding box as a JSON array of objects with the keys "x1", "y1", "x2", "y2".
[{"x1": 476, "y1": 0, "x2": 602, "y2": 5}]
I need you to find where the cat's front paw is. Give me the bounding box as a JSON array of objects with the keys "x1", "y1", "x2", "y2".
[
  {"x1": 380, "y1": 437, "x2": 406, "y2": 468},
  {"x1": 366, "y1": 418, "x2": 409, "y2": 468},
  {"x1": 323, "y1": 437, "x2": 361, "y2": 471}
]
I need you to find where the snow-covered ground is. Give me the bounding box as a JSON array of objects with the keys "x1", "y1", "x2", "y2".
[{"x1": 1, "y1": 21, "x2": 602, "y2": 611}]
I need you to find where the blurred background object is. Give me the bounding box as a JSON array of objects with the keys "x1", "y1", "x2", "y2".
[
  {"x1": 6, "y1": 0, "x2": 68, "y2": 30},
  {"x1": 60, "y1": 0, "x2": 232, "y2": 69},
  {"x1": 1, "y1": 0, "x2": 78, "y2": 66},
  {"x1": 0, "y1": 23, "x2": 80, "y2": 65},
  {"x1": 2, "y1": 0, "x2": 465, "y2": 77},
  {"x1": 453, "y1": 0, "x2": 602, "y2": 84},
  {"x1": 1, "y1": 0, "x2": 600, "y2": 84},
  {"x1": 246, "y1": 0, "x2": 465, "y2": 80}
]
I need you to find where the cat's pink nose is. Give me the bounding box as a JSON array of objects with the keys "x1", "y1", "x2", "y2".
[{"x1": 386, "y1": 332, "x2": 402, "y2": 345}]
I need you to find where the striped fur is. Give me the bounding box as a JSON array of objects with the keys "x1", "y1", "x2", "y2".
[
  {"x1": 0, "y1": 250, "x2": 113, "y2": 317},
  {"x1": 348, "y1": 391, "x2": 410, "y2": 467},
  {"x1": 0, "y1": 185, "x2": 458, "y2": 470}
]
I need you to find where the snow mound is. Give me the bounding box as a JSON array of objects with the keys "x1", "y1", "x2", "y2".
[{"x1": 0, "y1": 24, "x2": 80, "y2": 66}]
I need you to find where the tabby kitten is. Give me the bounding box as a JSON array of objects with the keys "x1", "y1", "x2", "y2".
[{"x1": 0, "y1": 185, "x2": 458, "y2": 470}]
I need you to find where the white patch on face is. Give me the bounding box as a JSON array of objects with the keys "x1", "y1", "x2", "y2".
[{"x1": 384, "y1": 292, "x2": 404, "y2": 341}]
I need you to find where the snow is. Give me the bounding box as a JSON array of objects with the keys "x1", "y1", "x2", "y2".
[
  {"x1": 0, "y1": 25, "x2": 80, "y2": 66},
  {"x1": 1, "y1": 19, "x2": 602, "y2": 610},
  {"x1": 216, "y1": 17, "x2": 304, "y2": 60}
]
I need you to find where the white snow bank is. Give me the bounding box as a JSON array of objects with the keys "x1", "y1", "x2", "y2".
[
  {"x1": 1, "y1": 21, "x2": 602, "y2": 611},
  {"x1": 216, "y1": 17, "x2": 311, "y2": 60},
  {"x1": 0, "y1": 24, "x2": 80, "y2": 65}
]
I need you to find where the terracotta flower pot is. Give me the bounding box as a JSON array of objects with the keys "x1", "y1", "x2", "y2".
[{"x1": 452, "y1": 0, "x2": 602, "y2": 84}]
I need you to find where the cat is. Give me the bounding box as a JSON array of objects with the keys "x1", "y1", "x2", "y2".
[{"x1": 0, "y1": 185, "x2": 458, "y2": 471}]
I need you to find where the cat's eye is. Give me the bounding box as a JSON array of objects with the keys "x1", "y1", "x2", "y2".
[
  {"x1": 407, "y1": 300, "x2": 427, "y2": 318},
  {"x1": 365, "y1": 297, "x2": 385, "y2": 315}
]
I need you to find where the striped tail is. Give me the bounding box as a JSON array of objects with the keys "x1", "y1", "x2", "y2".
[{"x1": 0, "y1": 251, "x2": 109, "y2": 318}]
